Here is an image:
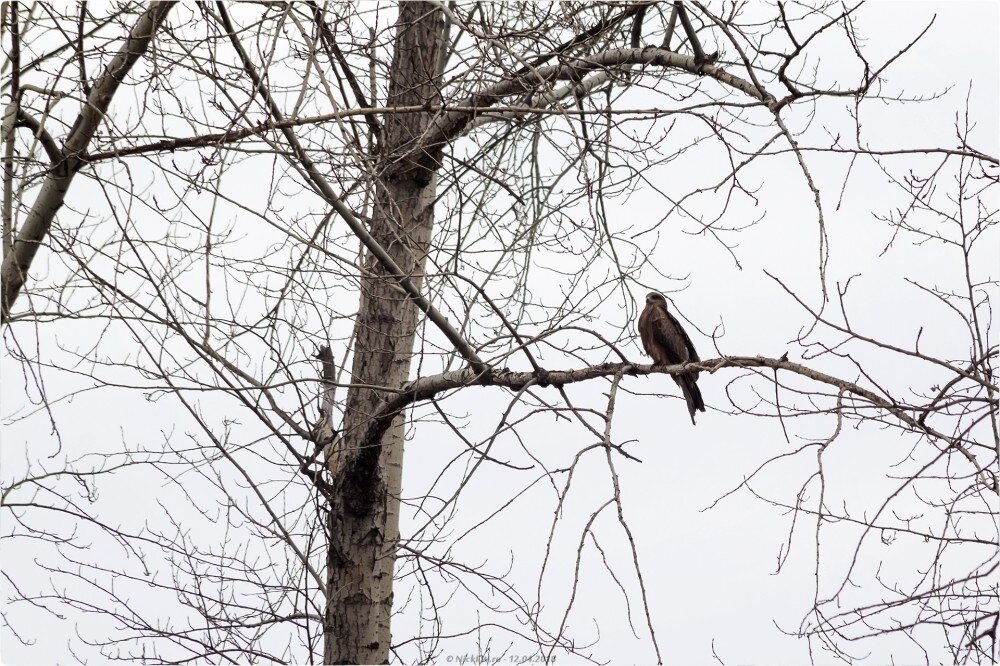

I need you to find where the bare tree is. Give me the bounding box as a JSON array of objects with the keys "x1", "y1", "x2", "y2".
[{"x1": 2, "y1": 2, "x2": 996, "y2": 664}]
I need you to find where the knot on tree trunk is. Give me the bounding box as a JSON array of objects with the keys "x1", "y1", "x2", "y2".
[
  {"x1": 385, "y1": 145, "x2": 443, "y2": 186},
  {"x1": 338, "y1": 435, "x2": 385, "y2": 516}
]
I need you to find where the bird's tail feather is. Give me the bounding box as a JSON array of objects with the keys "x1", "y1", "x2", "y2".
[{"x1": 681, "y1": 377, "x2": 706, "y2": 425}]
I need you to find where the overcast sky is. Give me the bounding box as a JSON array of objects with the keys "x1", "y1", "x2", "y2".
[{"x1": 2, "y1": 2, "x2": 998, "y2": 665}]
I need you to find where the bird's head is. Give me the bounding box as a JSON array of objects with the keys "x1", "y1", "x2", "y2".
[{"x1": 645, "y1": 292, "x2": 667, "y2": 307}]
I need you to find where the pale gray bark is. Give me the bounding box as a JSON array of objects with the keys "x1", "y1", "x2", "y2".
[
  {"x1": 213, "y1": 5, "x2": 461, "y2": 658},
  {"x1": 324, "y1": 4, "x2": 449, "y2": 663},
  {"x1": 314, "y1": 344, "x2": 340, "y2": 474},
  {"x1": 0, "y1": 1, "x2": 174, "y2": 322}
]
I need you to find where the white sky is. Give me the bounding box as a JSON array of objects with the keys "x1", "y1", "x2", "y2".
[{"x1": 2, "y1": 2, "x2": 998, "y2": 664}]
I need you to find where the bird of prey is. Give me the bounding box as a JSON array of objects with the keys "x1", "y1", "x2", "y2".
[{"x1": 638, "y1": 291, "x2": 706, "y2": 424}]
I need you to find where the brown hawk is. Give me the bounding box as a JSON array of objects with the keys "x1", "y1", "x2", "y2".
[{"x1": 638, "y1": 291, "x2": 706, "y2": 424}]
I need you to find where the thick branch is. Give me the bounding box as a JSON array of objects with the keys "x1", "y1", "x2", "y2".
[
  {"x1": 343, "y1": 356, "x2": 997, "y2": 502},
  {"x1": 416, "y1": 45, "x2": 775, "y2": 155},
  {"x1": 84, "y1": 107, "x2": 998, "y2": 167},
  {"x1": 511, "y1": 2, "x2": 654, "y2": 74},
  {"x1": 674, "y1": 1, "x2": 713, "y2": 65},
  {"x1": 661, "y1": 4, "x2": 679, "y2": 49},
  {"x1": 0, "y1": 1, "x2": 175, "y2": 322},
  {"x1": 13, "y1": 109, "x2": 62, "y2": 164}
]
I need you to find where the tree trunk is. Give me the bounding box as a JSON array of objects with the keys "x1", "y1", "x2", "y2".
[{"x1": 324, "y1": 4, "x2": 447, "y2": 663}]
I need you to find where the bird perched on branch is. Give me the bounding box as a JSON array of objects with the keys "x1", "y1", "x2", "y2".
[{"x1": 638, "y1": 291, "x2": 706, "y2": 424}]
